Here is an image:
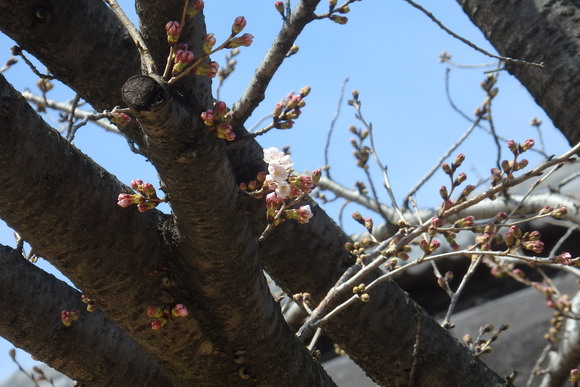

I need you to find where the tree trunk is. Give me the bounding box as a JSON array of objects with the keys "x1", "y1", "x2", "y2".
[{"x1": 457, "y1": 0, "x2": 580, "y2": 146}]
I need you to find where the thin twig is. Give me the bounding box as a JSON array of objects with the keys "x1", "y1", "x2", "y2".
[
  {"x1": 404, "y1": 0, "x2": 544, "y2": 68},
  {"x1": 21, "y1": 91, "x2": 123, "y2": 134},
  {"x1": 442, "y1": 255, "x2": 482, "y2": 327},
  {"x1": 324, "y1": 78, "x2": 349, "y2": 179},
  {"x1": 65, "y1": 94, "x2": 81, "y2": 141},
  {"x1": 299, "y1": 142, "x2": 580, "y2": 337},
  {"x1": 403, "y1": 115, "x2": 482, "y2": 208},
  {"x1": 103, "y1": 0, "x2": 157, "y2": 75}
]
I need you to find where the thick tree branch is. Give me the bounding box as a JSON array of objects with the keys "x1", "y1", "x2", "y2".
[
  {"x1": 121, "y1": 75, "x2": 334, "y2": 385},
  {"x1": 0, "y1": 75, "x2": 219, "y2": 386},
  {"x1": 231, "y1": 0, "x2": 321, "y2": 128},
  {"x1": 457, "y1": 0, "x2": 580, "y2": 146},
  {"x1": 0, "y1": 245, "x2": 171, "y2": 386}
]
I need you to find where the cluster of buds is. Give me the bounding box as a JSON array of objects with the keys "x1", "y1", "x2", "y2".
[
  {"x1": 81, "y1": 294, "x2": 95, "y2": 312},
  {"x1": 504, "y1": 225, "x2": 544, "y2": 254},
  {"x1": 419, "y1": 238, "x2": 441, "y2": 254},
  {"x1": 147, "y1": 304, "x2": 188, "y2": 330},
  {"x1": 117, "y1": 179, "x2": 166, "y2": 213},
  {"x1": 109, "y1": 112, "x2": 131, "y2": 128},
  {"x1": 272, "y1": 87, "x2": 310, "y2": 130},
  {"x1": 224, "y1": 16, "x2": 254, "y2": 49},
  {"x1": 172, "y1": 43, "x2": 195, "y2": 75},
  {"x1": 165, "y1": 12, "x2": 252, "y2": 83},
  {"x1": 60, "y1": 309, "x2": 81, "y2": 327},
  {"x1": 327, "y1": 0, "x2": 350, "y2": 24},
  {"x1": 554, "y1": 252, "x2": 574, "y2": 265},
  {"x1": 257, "y1": 147, "x2": 318, "y2": 225},
  {"x1": 201, "y1": 101, "x2": 235, "y2": 141},
  {"x1": 439, "y1": 153, "x2": 474, "y2": 210},
  {"x1": 352, "y1": 283, "x2": 370, "y2": 302},
  {"x1": 349, "y1": 125, "x2": 370, "y2": 169},
  {"x1": 352, "y1": 212, "x2": 373, "y2": 233},
  {"x1": 539, "y1": 205, "x2": 568, "y2": 219},
  {"x1": 463, "y1": 323, "x2": 509, "y2": 356},
  {"x1": 491, "y1": 139, "x2": 535, "y2": 186},
  {"x1": 426, "y1": 216, "x2": 464, "y2": 251}
]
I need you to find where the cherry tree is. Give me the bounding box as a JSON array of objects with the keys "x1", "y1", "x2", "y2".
[{"x1": 0, "y1": 0, "x2": 579, "y2": 386}]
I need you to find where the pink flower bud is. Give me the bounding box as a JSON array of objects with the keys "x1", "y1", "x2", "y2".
[
  {"x1": 273, "y1": 101, "x2": 285, "y2": 117},
  {"x1": 165, "y1": 21, "x2": 181, "y2": 44},
  {"x1": 186, "y1": 0, "x2": 204, "y2": 19},
  {"x1": 452, "y1": 153, "x2": 465, "y2": 169},
  {"x1": 200, "y1": 109, "x2": 215, "y2": 126},
  {"x1": 173, "y1": 50, "x2": 194, "y2": 74},
  {"x1": 555, "y1": 252, "x2": 573, "y2": 265},
  {"x1": 195, "y1": 61, "x2": 219, "y2": 78},
  {"x1": 140, "y1": 182, "x2": 156, "y2": 197},
  {"x1": 441, "y1": 163, "x2": 452, "y2": 175},
  {"x1": 172, "y1": 304, "x2": 189, "y2": 317},
  {"x1": 151, "y1": 319, "x2": 165, "y2": 330},
  {"x1": 552, "y1": 206, "x2": 568, "y2": 218},
  {"x1": 203, "y1": 33, "x2": 216, "y2": 55},
  {"x1": 297, "y1": 205, "x2": 313, "y2": 223},
  {"x1": 117, "y1": 193, "x2": 137, "y2": 208},
  {"x1": 521, "y1": 138, "x2": 535, "y2": 152},
  {"x1": 110, "y1": 112, "x2": 131, "y2": 127},
  {"x1": 130, "y1": 179, "x2": 144, "y2": 190},
  {"x1": 454, "y1": 172, "x2": 467, "y2": 186},
  {"x1": 137, "y1": 201, "x2": 157, "y2": 213},
  {"x1": 507, "y1": 139, "x2": 517, "y2": 153},
  {"x1": 227, "y1": 34, "x2": 254, "y2": 48},
  {"x1": 147, "y1": 305, "x2": 158, "y2": 318},
  {"x1": 274, "y1": 1, "x2": 284, "y2": 13},
  {"x1": 232, "y1": 16, "x2": 247, "y2": 34}
]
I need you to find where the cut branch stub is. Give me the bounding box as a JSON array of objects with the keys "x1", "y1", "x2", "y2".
[{"x1": 122, "y1": 75, "x2": 166, "y2": 112}]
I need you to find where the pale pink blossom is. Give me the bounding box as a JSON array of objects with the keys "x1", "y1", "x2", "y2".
[
  {"x1": 297, "y1": 205, "x2": 313, "y2": 223},
  {"x1": 275, "y1": 181, "x2": 291, "y2": 198}
]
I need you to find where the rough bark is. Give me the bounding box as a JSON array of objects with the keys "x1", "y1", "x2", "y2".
[
  {"x1": 0, "y1": 0, "x2": 511, "y2": 386},
  {"x1": 457, "y1": 0, "x2": 580, "y2": 146},
  {"x1": 0, "y1": 245, "x2": 171, "y2": 386}
]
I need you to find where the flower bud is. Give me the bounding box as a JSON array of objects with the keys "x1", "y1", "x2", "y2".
[
  {"x1": 300, "y1": 85, "x2": 311, "y2": 97},
  {"x1": 186, "y1": 0, "x2": 204, "y2": 19},
  {"x1": 165, "y1": 21, "x2": 181, "y2": 44},
  {"x1": 274, "y1": 1, "x2": 284, "y2": 13},
  {"x1": 330, "y1": 15, "x2": 348, "y2": 24},
  {"x1": 227, "y1": 33, "x2": 254, "y2": 48},
  {"x1": 452, "y1": 153, "x2": 465, "y2": 169},
  {"x1": 439, "y1": 186, "x2": 448, "y2": 200},
  {"x1": 441, "y1": 163, "x2": 452, "y2": 175},
  {"x1": 552, "y1": 206, "x2": 568, "y2": 218},
  {"x1": 521, "y1": 138, "x2": 535, "y2": 152},
  {"x1": 202, "y1": 33, "x2": 216, "y2": 55},
  {"x1": 232, "y1": 16, "x2": 247, "y2": 34}
]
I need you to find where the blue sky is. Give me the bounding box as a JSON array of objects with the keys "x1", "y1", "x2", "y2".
[{"x1": 0, "y1": 0, "x2": 570, "y2": 382}]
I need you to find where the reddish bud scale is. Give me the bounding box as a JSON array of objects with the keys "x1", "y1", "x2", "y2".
[{"x1": 274, "y1": 1, "x2": 284, "y2": 13}]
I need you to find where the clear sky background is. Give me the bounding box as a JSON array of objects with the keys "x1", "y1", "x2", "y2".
[{"x1": 0, "y1": 0, "x2": 571, "y2": 383}]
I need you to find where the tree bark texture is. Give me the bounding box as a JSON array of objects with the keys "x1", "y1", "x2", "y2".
[
  {"x1": 0, "y1": 245, "x2": 171, "y2": 385},
  {"x1": 457, "y1": 0, "x2": 580, "y2": 146}
]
